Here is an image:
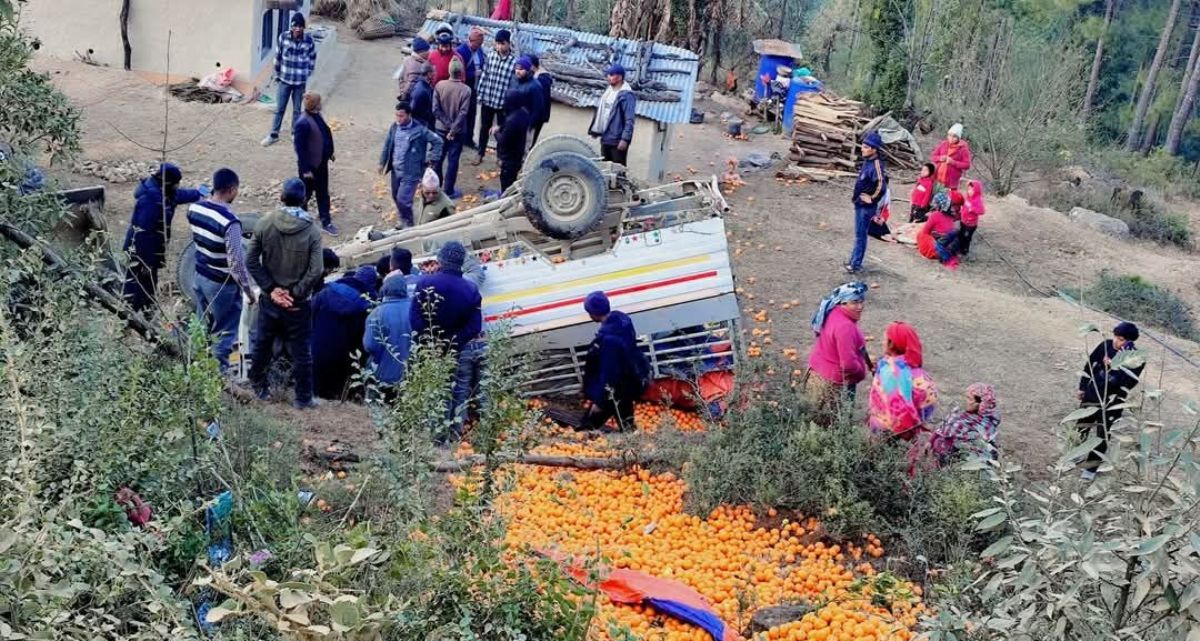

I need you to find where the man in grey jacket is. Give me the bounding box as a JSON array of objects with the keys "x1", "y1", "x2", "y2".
[
  {"x1": 379, "y1": 100, "x2": 444, "y2": 228},
  {"x1": 246, "y1": 177, "x2": 325, "y2": 409}
]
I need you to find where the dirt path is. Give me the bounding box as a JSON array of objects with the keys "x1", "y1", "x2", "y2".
[{"x1": 35, "y1": 24, "x2": 1200, "y2": 474}]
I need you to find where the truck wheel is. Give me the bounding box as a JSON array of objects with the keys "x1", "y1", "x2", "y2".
[
  {"x1": 521, "y1": 151, "x2": 607, "y2": 240},
  {"x1": 524, "y1": 135, "x2": 597, "y2": 175},
  {"x1": 177, "y1": 241, "x2": 199, "y2": 308}
]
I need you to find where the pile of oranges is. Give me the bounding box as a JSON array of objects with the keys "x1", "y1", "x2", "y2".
[
  {"x1": 625, "y1": 402, "x2": 707, "y2": 433},
  {"x1": 497, "y1": 466, "x2": 927, "y2": 641}
]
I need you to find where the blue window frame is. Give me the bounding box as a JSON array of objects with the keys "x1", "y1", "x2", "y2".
[{"x1": 260, "y1": 10, "x2": 274, "y2": 60}]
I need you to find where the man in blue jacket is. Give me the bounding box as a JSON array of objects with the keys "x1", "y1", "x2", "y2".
[
  {"x1": 293, "y1": 91, "x2": 337, "y2": 236},
  {"x1": 455, "y1": 27, "x2": 486, "y2": 150},
  {"x1": 311, "y1": 264, "x2": 377, "y2": 400},
  {"x1": 847, "y1": 131, "x2": 887, "y2": 274},
  {"x1": 364, "y1": 274, "x2": 413, "y2": 398},
  {"x1": 378, "y1": 100, "x2": 444, "y2": 228},
  {"x1": 588, "y1": 64, "x2": 636, "y2": 166},
  {"x1": 122, "y1": 162, "x2": 202, "y2": 313},
  {"x1": 410, "y1": 241, "x2": 485, "y2": 439},
  {"x1": 580, "y1": 291, "x2": 650, "y2": 431},
  {"x1": 409, "y1": 63, "x2": 437, "y2": 132}
]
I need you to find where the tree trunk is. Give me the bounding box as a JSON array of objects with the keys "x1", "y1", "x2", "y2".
[
  {"x1": 1081, "y1": 0, "x2": 1118, "y2": 120},
  {"x1": 565, "y1": 0, "x2": 577, "y2": 27},
  {"x1": 120, "y1": 0, "x2": 132, "y2": 71},
  {"x1": 1141, "y1": 113, "x2": 1162, "y2": 153},
  {"x1": 1166, "y1": 19, "x2": 1200, "y2": 153},
  {"x1": 1126, "y1": 0, "x2": 1183, "y2": 151}
]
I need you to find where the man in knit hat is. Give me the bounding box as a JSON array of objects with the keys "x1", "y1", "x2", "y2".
[
  {"x1": 122, "y1": 162, "x2": 203, "y2": 313},
  {"x1": 528, "y1": 54, "x2": 554, "y2": 147},
  {"x1": 588, "y1": 64, "x2": 636, "y2": 166},
  {"x1": 398, "y1": 36, "x2": 432, "y2": 102},
  {"x1": 246, "y1": 177, "x2": 325, "y2": 409},
  {"x1": 414, "y1": 168, "x2": 456, "y2": 226},
  {"x1": 580, "y1": 291, "x2": 650, "y2": 431},
  {"x1": 263, "y1": 13, "x2": 318, "y2": 147},
  {"x1": 434, "y1": 58, "x2": 472, "y2": 199},
  {"x1": 410, "y1": 240, "x2": 486, "y2": 439},
  {"x1": 512, "y1": 55, "x2": 546, "y2": 132},
  {"x1": 187, "y1": 168, "x2": 256, "y2": 374},
  {"x1": 1075, "y1": 321, "x2": 1145, "y2": 481},
  {"x1": 473, "y1": 28, "x2": 516, "y2": 165}
]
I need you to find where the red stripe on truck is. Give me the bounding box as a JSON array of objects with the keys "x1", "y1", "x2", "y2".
[{"x1": 485, "y1": 271, "x2": 720, "y2": 322}]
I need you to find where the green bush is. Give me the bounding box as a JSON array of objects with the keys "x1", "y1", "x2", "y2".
[
  {"x1": 1076, "y1": 272, "x2": 1195, "y2": 340},
  {"x1": 1032, "y1": 183, "x2": 1192, "y2": 248},
  {"x1": 681, "y1": 367, "x2": 988, "y2": 565},
  {"x1": 1088, "y1": 147, "x2": 1200, "y2": 200}
]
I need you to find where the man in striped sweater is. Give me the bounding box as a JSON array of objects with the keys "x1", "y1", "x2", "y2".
[{"x1": 187, "y1": 168, "x2": 257, "y2": 374}]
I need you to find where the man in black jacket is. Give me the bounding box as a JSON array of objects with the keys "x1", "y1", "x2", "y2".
[
  {"x1": 492, "y1": 90, "x2": 529, "y2": 192},
  {"x1": 1076, "y1": 321, "x2": 1145, "y2": 480},
  {"x1": 293, "y1": 92, "x2": 337, "y2": 235}
]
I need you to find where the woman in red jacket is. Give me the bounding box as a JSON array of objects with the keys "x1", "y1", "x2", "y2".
[{"x1": 930, "y1": 123, "x2": 972, "y2": 191}]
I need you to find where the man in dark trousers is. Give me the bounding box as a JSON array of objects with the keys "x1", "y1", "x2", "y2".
[
  {"x1": 529, "y1": 54, "x2": 554, "y2": 147},
  {"x1": 434, "y1": 58, "x2": 472, "y2": 199},
  {"x1": 456, "y1": 27, "x2": 486, "y2": 150},
  {"x1": 512, "y1": 56, "x2": 546, "y2": 138},
  {"x1": 493, "y1": 90, "x2": 530, "y2": 192},
  {"x1": 847, "y1": 131, "x2": 886, "y2": 274},
  {"x1": 311, "y1": 264, "x2": 377, "y2": 400},
  {"x1": 378, "y1": 100, "x2": 444, "y2": 228},
  {"x1": 580, "y1": 291, "x2": 650, "y2": 431},
  {"x1": 246, "y1": 178, "x2": 325, "y2": 409},
  {"x1": 409, "y1": 62, "x2": 437, "y2": 132},
  {"x1": 122, "y1": 162, "x2": 202, "y2": 314},
  {"x1": 1076, "y1": 322, "x2": 1145, "y2": 481},
  {"x1": 263, "y1": 13, "x2": 317, "y2": 147},
  {"x1": 473, "y1": 28, "x2": 516, "y2": 165},
  {"x1": 588, "y1": 64, "x2": 636, "y2": 165},
  {"x1": 410, "y1": 241, "x2": 485, "y2": 440},
  {"x1": 293, "y1": 91, "x2": 338, "y2": 236}
]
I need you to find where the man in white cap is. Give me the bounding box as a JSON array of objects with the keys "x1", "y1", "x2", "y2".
[
  {"x1": 930, "y1": 123, "x2": 972, "y2": 191},
  {"x1": 413, "y1": 167, "x2": 456, "y2": 226}
]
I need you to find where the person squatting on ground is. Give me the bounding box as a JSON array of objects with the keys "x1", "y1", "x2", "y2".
[
  {"x1": 188, "y1": 168, "x2": 256, "y2": 375},
  {"x1": 580, "y1": 291, "x2": 651, "y2": 431},
  {"x1": 928, "y1": 382, "x2": 1000, "y2": 465},
  {"x1": 311, "y1": 265, "x2": 378, "y2": 400},
  {"x1": 867, "y1": 321, "x2": 938, "y2": 440},
  {"x1": 494, "y1": 89, "x2": 530, "y2": 192},
  {"x1": 805, "y1": 282, "x2": 870, "y2": 422},
  {"x1": 474, "y1": 28, "x2": 516, "y2": 165},
  {"x1": 263, "y1": 13, "x2": 317, "y2": 147},
  {"x1": 916, "y1": 191, "x2": 960, "y2": 269},
  {"x1": 1076, "y1": 322, "x2": 1144, "y2": 481},
  {"x1": 433, "y1": 58, "x2": 472, "y2": 199},
  {"x1": 246, "y1": 177, "x2": 325, "y2": 409},
  {"x1": 410, "y1": 241, "x2": 486, "y2": 440},
  {"x1": 122, "y1": 162, "x2": 203, "y2": 314},
  {"x1": 293, "y1": 91, "x2": 338, "y2": 236},
  {"x1": 909, "y1": 162, "x2": 935, "y2": 223},
  {"x1": 528, "y1": 54, "x2": 553, "y2": 147},
  {"x1": 589, "y1": 64, "x2": 636, "y2": 165},
  {"x1": 414, "y1": 168, "x2": 456, "y2": 226},
  {"x1": 846, "y1": 131, "x2": 887, "y2": 274},
  {"x1": 379, "y1": 100, "x2": 444, "y2": 228}
]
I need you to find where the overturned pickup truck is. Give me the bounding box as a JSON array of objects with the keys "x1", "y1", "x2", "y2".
[{"x1": 180, "y1": 136, "x2": 741, "y2": 398}]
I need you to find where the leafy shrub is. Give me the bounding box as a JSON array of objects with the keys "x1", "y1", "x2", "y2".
[
  {"x1": 681, "y1": 367, "x2": 988, "y2": 565},
  {"x1": 1032, "y1": 183, "x2": 1192, "y2": 248},
  {"x1": 1088, "y1": 147, "x2": 1200, "y2": 200},
  {"x1": 1075, "y1": 272, "x2": 1195, "y2": 340}
]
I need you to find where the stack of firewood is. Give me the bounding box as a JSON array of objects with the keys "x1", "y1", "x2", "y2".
[
  {"x1": 787, "y1": 93, "x2": 869, "y2": 172},
  {"x1": 862, "y1": 113, "x2": 922, "y2": 170}
]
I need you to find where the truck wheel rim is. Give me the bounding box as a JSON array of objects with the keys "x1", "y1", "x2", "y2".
[{"x1": 545, "y1": 173, "x2": 590, "y2": 222}]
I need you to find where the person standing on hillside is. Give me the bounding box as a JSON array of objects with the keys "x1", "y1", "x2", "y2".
[
  {"x1": 293, "y1": 92, "x2": 338, "y2": 236},
  {"x1": 512, "y1": 56, "x2": 546, "y2": 140},
  {"x1": 1075, "y1": 322, "x2": 1145, "y2": 481},
  {"x1": 434, "y1": 59, "x2": 472, "y2": 199},
  {"x1": 187, "y1": 168, "x2": 256, "y2": 375},
  {"x1": 246, "y1": 178, "x2": 325, "y2": 409},
  {"x1": 378, "y1": 100, "x2": 444, "y2": 228},
  {"x1": 805, "y1": 282, "x2": 870, "y2": 423},
  {"x1": 930, "y1": 123, "x2": 972, "y2": 191},
  {"x1": 397, "y1": 36, "x2": 431, "y2": 102},
  {"x1": 847, "y1": 132, "x2": 886, "y2": 274},
  {"x1": 456, "y1": 27, "x2": 487, "y2": 150},
  {"x1": 473, "y1": 28, "x2": 516, "y2": 165},
  {"x1": 588, "y1": 64, "x2": 636, "y2": 165},
  {"x1": 529, "y1": 54, "x2": 554, "y2": 147},
  {"x1": 580, "y1": 291, "x2": 650, "y2": 431},
  {"x1": 263, "y1": 13, "x2": 317, "y2": 147},
  {"x1": 409, "y1": 63, "x2": 438, "y2": 132},
  {"x1": 122, "y1": 163, "x2": 203, "y2": 314}
]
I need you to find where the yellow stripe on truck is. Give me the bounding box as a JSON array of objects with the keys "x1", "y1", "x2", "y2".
[{"x1": 483, "y1": 255, "x2": 710, "y2": 305}]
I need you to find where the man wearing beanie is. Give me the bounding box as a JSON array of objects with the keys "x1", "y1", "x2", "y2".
[
  {"x1": 512, "y1": 55, "x2": 546, "y2": 146},
  {"x1": 473, "y1": 28, "x2": 516, "y2": 165},
  {"x1": 588, "y1": 64, "x2": 636, "y2": 165},
  {"x1": 122, "y1": 162, "x2": 202, "y2": 313},
  {"x1": 398, "y1": 36, "x2": 432, "y2": 102},
  {"x1": 1075, "y1": 322, "x2": 1145, "y2": 481},
  {"x1": 263, "y1": 13, "x2": 317, "y2": 147},
  {"x1": 246, "y1": 177, "x2": 325, "y2": 409},
  {"x1": 429, "y1": 31, "x2": 464, "y2": 85},
  {"x1": 493, "y1": 89, "x2": 530, "y2": 191},
  {"x1": 378, "y1": 100, "x2": 443, "y2": 228},
  {"x1": 434, "y1": 58, "x2": 473, "y2": 199},
  {"x1": 529, "y1": 54, "x2": 554, "y2": 147},
  {"x1": 410, "y1": 241, "x2": 486, "y2": 438},
  {"x1": 187, "y1": 168, "x2": 255, "y2": 374},
  {"x1": 580, "y1": 291, "x2": 650, "y2": 431}
]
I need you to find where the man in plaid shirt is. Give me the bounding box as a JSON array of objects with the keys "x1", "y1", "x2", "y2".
[
  {"x1": 472, "y1": 28, "x2": 516, "y2": 165},
  {"x1": 263, "y1": 13, "x2": 318, "y2": 147}
]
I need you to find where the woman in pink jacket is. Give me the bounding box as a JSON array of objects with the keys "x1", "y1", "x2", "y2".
[
  {"x1": 930, "y1": 123, "x2": 972, "y2": 191},
  {"x1": 805, "y1": 281, "x2": 869, "y2": 423}
]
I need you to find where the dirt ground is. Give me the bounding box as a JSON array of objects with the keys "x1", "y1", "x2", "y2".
[{"x1": 35, "y1": 21, "x2": 1200, "y2": 474}]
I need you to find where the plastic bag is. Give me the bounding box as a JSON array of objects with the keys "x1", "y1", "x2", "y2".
[{"x1": 199, "y1": 67, "x2": 236, "y2": 91}]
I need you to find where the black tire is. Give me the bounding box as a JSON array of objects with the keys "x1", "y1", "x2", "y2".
[
  {"x1": 520, "y1": 151, "x2": 608, "y2": 240},
  {"x1": 176, "y1": 214, "x2": 258, "y2": 308},
  {"x1": 524, "y1": 135, "x2": 598, "y2": 176}
]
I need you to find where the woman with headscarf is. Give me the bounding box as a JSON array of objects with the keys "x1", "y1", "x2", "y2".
[
  {"x1": 805, "y1": 282, "x2": 869, "y2": 421},
  {"x1": 930, "y1": 123, "x2": 972, "y2": 191},
  {"x1": 867, "y1": 322, "x2": 938, "y2": 440},
  {"x1": 929, "y1": 383, "x2": 1000, "y2": 464},
  {"x1": 916, "y1": 191, "x2": 960, "y2": 269}
]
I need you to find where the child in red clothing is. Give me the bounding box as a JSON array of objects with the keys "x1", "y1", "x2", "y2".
[
  {"x1": 909, "y1": 163, "x2": 935, "y2": 223},
  {"x1": 958, "y1": 179, "x2": 985, "y2": 257}
]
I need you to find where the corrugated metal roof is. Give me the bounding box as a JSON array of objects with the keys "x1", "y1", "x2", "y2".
[{"x1": 421, "y1": 11, "x2": 699, "y2": 124}]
